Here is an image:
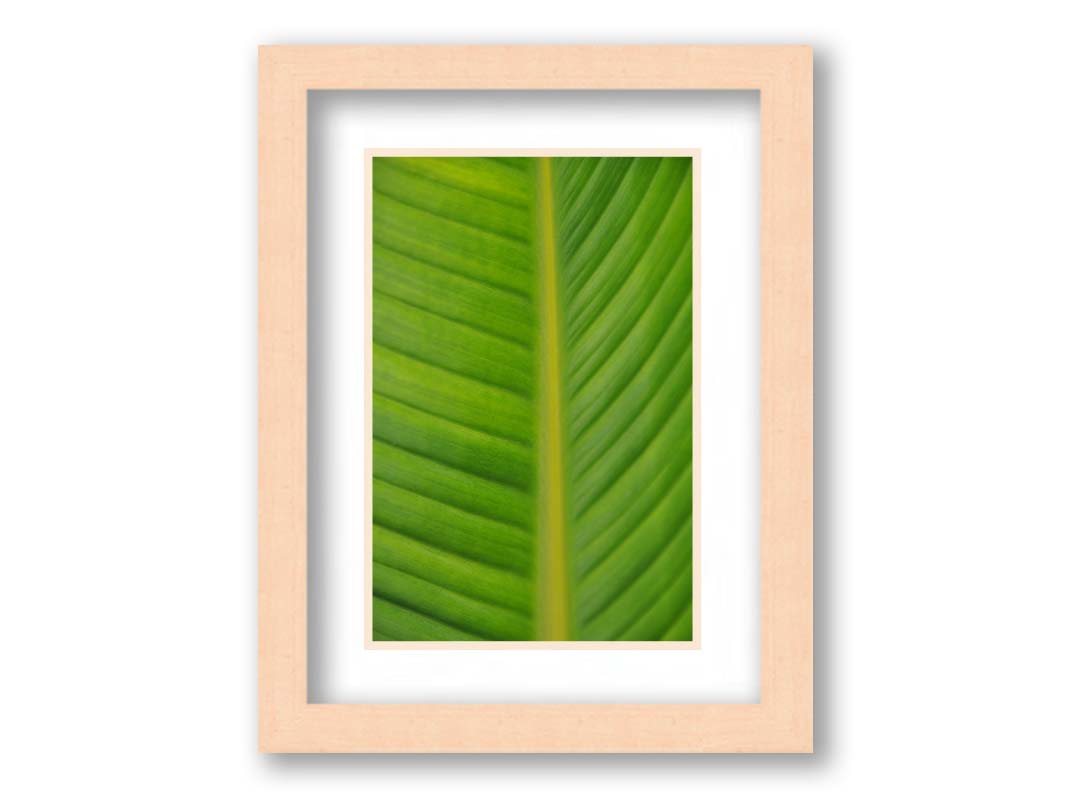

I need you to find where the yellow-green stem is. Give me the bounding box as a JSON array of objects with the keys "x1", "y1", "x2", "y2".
[{"x1": 535, "y1": 157, "x2": 571, "y2": 640}]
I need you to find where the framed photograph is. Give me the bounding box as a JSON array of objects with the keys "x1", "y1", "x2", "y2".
[{"x1": 259, "y1": 45, "x2": 812, "y2": 752}]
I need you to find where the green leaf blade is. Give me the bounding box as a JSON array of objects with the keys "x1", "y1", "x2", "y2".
[{"x1": 371, "y1": 155, "x2": 692, "y2": 642}]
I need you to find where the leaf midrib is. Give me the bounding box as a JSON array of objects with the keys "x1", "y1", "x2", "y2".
[{"x1": 535, "y1": 157, "x2": 572, "y2": 640}]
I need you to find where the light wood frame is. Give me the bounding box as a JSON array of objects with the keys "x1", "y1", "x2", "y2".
[{"x1": 259, "y1": 45, "x2": 812, "y2": 753}]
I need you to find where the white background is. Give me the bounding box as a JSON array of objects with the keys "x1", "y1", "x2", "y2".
[
  {"x1": 309, "y1": 92, "x2": 759, "y2": 703},
  {"x1": 2, "y1": 1, "x2": 1066, "y2": 797}
]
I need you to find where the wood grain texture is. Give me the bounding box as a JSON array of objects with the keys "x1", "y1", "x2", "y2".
[{"x1": 259, "y1": 44, "x2": 812, "y2": 752}]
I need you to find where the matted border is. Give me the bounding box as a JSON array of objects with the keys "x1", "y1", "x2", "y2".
[
  {"x1": 259, "y1": 45, "x2": 812, "y2": 752},
  {"x1": 362, "y1": 148, "x2": 703, "y2": 651}
]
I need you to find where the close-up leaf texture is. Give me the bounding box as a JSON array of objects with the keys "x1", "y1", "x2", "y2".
[{"x1": 371, "y1": 155, "x2": 693, "y2": 641}]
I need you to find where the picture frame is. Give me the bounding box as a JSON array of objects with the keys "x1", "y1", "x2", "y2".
[{"x1": 259, "y1": 45, "x2": 813, "y2": 753}]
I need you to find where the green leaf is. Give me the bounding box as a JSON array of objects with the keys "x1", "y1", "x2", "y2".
[{"x1": 372, "y1": 156, "x2": 693, "y2": 641}]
